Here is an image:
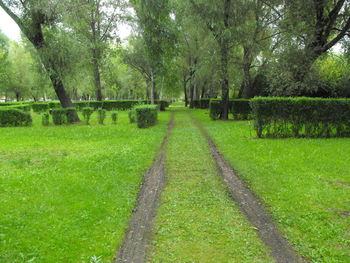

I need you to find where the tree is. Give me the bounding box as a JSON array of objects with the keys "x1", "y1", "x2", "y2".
[
  {"x1": 67, "y1": 0, "x2": 125, "y2": 101},
  {"x1": 0, "y1": 0, "x2": 79, "y2": 121},
  {"x1": 189, "y1": 0, "x2": 246, "y2": 119},
  {"x1": 131, "y1": 0, "x2": 177, "y2": 104},
  {"x1": 282, "y1": 0, "x2": 350, "y2": 82}
]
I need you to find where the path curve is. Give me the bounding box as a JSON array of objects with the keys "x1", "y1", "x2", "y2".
[{"x1": 114, "y1": 114, "x2": 174, "y2": 263}]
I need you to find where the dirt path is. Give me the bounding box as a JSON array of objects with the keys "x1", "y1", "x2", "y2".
[
  {"x1": 114, "y1": 114, "x2": 174, "y2": 263},
  {"x1": 191, "y1": 114, "x2": 303, "y2": 263}
]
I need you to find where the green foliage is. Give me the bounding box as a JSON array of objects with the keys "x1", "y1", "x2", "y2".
[
  {"x1": 135, "y1": 105, "x2": 158, "y2": 128},
  {"x1": 51, "y1": 109, "x2": 67, "y2": 125},
  {"x1": 4, "y1": 104, "x2": 31, "y2": 112},
  {"x1": 111, "y1": 111, "x2": 118, "y2": 125},
  {"x1": 82, "y1": 107, "x2": 94, "y2": 125},
  {"x1": 41, "y1": 112, "x2": 50, "y2": 126},
  {"x1": 97, "y1": 108, "x2": 106, "y2": 125},
  {"x1": 231, "y1": 99, "x2": 251, "y2": 120},
  {"x1": 250, "y1": 97, "x2": 350, "y2": 138},
  {"x1": 32, "y1": 103, "x2": 50, "y2": 113},
  {"x1": 0, "y1": 108, "x2": 32, "y2": 127}
]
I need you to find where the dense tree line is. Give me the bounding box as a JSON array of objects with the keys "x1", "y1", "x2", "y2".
[{"x1": 0, "y1": 0, "x2": 349, "y2": 119}]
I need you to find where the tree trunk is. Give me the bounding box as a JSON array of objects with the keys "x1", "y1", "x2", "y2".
[
  {"x1": 183, "y1": 73, "x2": 188, "y2": 107},
  {"x1": 151, "y1": 70, "x2": 156, "y2": 104},
  {"x1": 92, "y1": 48, "x2": 103, "y2": 101},
  {"x1": 240, "y1": 46, "x2": 255, "y2": 99},
  {"x1": 15, "y1": 91, "x2": 20, "y2": 102},
  {"x1": 220, "y1": 41, "x2": 230, "y2": 120}
]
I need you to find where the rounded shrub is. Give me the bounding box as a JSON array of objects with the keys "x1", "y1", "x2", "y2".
[
  {"x1": 42, "y1": 112, "x2": 50, "y2": 126},
  {"x1": 111, "y1": 111, "x2": 118, "y2": 124},
  {"x1": 128, "y1": 110, "x2": 136, "y2": 123},
  {"x1": 51, "y1": 109, "x2": 67, "y2": 125},
  {"x1": 82, "y1": 107, "x2": 94, "y2": 125},
  {"x1": 97, "y1": 108, "x2": 106, "y2": 125},
  {"x1": 135, "y1": 105, "x2": 158, "y2": 128}
]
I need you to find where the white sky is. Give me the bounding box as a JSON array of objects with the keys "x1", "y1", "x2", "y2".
[{"x1": 0, "y1": 7, "x2": 132, "y2": 42}]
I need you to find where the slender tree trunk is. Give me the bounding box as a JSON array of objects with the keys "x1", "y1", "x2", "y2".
[
  {"x1": 189, "y1": 71, "x2": 195, "y2": 108},
  {"x1": 151, "y1": 70, "x2": 156, "y2": 104},
  {"x1": 220, "y1": 41, "x2": 230, "y2": 120},
  {"x1": 15, "y1": 92, "x2": 20, "y2": 102},
  {"x1": 183, "y1": 73, "x2": 188, "y2": 107},
  {"x1": 92, "y1": 48, "x2": 103, "y2": 101}
]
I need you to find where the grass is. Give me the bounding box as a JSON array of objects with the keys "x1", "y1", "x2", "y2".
[
  {"x1": 193, "y1": 109, "x2": 350, "y2": 263},
  {"x1": 0, "y1": 111, "x2": 170, "y2": 262},
  {"x1": 148, "y1": 109, "x2": 273, "y2": 263}
]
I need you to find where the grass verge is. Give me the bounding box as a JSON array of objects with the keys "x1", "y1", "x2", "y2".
[
  {"x1": 148, "y1": 109, "x2": 273, "y2": 263},
  {"x1": 193, "y1": 109, "x2": 350, "y2": 263},
  {"x1": 0, "y1": 111, "x2": 170, "y2": 262}
]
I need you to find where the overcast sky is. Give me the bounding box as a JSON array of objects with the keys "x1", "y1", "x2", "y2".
[{"x1": 0, "y1": 8, "x2": 21, "y2": 41}]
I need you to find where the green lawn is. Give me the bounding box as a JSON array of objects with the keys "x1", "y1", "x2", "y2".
[
  {"x1": 0, "y1": 111, "x2": 170, "y2": 262},
  {"x1": 193, "y1": 109, "x2": 350, "y2": 263},
  {"x1": 148, "y1": 109, "x2": 273, "y2": 263}
]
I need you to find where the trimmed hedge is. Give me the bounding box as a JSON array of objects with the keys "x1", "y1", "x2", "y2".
[
  {"x1": 231, "y1": 99, "x2": 251, "y2": 120},
  {"x1": 97, "y1": 108, "x2": 106, "y2": 125},
  {"x1": 42, "y1": 113, "x2": 50, "y2": 126},
  {"x1": 32, "y1": 103, "x2": 50, "y2": 112},
  {"x1": 135, "y1": 105, "x2": 158, "y2": 128},
  {"x1": 0, "y1": 108, "x2": 32, "y2": 127},
  {"x1": 128, "y1": 110, "x2": 136, "y2": 123},
  {"x1": 5, "y1": 104, "x2": 31, "y2": 112},
  {"x1": 209, "y1": 100, "x2": 222, "y2": 120},
  {"x1": 111, "y1": 111, "x2": 118, "y2": 124},
  {"x1": 52, "y1": 109, "x2": 67, "y2": 125},
  {"x1": 209, "y1": 99, "x2": 252, "y2": 120},
  {"x1": 191, "y1": 99, "x2": 211, "y2": 109},
  {"x1": 250, "y1": 97, "x2": 350, "y2": 138},
  {"x1": 82, "y1": 107, "x2": 94, "y2": 124}
]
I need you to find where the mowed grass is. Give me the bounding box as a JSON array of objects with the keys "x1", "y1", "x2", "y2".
[
  {"x1": 0, "y1": 111, "x2": 170, "y2": 262},
  {"x1": 193, "y1": 109, "x2": 350, "y2": 263},
  {"x1": 148, "y1": 109, "x2": 273, "y2": 263}
]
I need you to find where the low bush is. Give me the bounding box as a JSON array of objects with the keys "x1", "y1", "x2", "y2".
[
  {"x1": 128, "y1": 110, "x2": 136, "y2": 123},
  {"x1": 48, "y1": 101, "x2": 61, "y2": 109},
  {"x1": 32, "y1": 103, "x2": 49, "y2": 113},
  {"x1": 111, "y1": 111, "x2": 118, "y2": 124},
  {"x1": 135, "y1": 105, "x2": 158, "y2": 128},
  {"x1": 190, "y1": 99, "x2": 211, "y2": 109},
  {"x1": 230, "y1": 99, "x2": 251, "y2": 120},
  {"x1": 51, "y1": 109, "x2": 67, "y2": 125},
  {"x1": 250, "y1": 97, "x2": 350, "y2": 138},
  {"x1": 82, "y1": 107, "x2": 94, "y2": 125},
  {"x1": 42, "y1": 113, "x2": 50, "y2": 126},
  {"x1": 97, "y1": 108, "x2": 106, "y2": 125},
  {"x1": 0, "y1": 108, "x2": 32, "y2": 127}
]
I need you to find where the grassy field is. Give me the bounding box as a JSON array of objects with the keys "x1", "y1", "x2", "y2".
[
  {"x1": 193, "y1": 109, "x2": 350, "y2": 263},
  {"x1": 0, "y1": 111, "x2": 170, "y2": 262},
  {"x1": 148, "y1": 109, "x2": 273, "y2": 263}
]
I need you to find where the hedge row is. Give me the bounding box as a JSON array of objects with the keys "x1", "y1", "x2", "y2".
[
  {"x1": 191, "y1": 99, "x2": 211, "y2": 109},
  {"x1": 209, "y1": 99, "x2": 252, "y2": 120},
  {"x1": 32, "y1": 100, "x2": 170, "y2": 112},
  {"x1": 135, "y1": 105, "x2": 158, "y2": 128},
  {"x1": 250, "y1": 97, "x2": 350, "y2": 138},
  {"x1": 0, "y1": 108, "x2": 32, "y2": 127}
]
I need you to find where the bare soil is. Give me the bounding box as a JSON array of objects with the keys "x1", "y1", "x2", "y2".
[
  {"x1": 191, "y1": 115, "x2": 304, "y2": 263},
  {"x1": 114, "y1": 115, "x2": 174, "y2": 263}
]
